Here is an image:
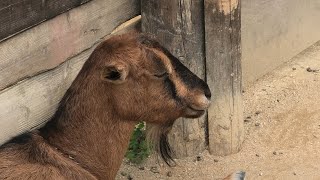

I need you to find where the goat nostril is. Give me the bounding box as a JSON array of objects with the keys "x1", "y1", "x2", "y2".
[{"x1": 205, "y1": 89, "x2": 211, "y2": 99}]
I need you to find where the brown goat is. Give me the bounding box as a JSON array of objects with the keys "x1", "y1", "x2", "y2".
[
  {"x1": 0, "y1": 32, "x2": 244, "y2": 180},
  {"x1": 0, "y1": 32, "x2": 211, "y2": 179}
]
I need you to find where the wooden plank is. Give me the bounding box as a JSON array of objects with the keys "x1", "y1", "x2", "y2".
[
  {"x1": 0, "y1": 0, "x2": 91, "y2": 41},
  {"x1": 0, "y1": 0, "x2": 140, "y2": 91},
  {"x1": 141, "y1": 0, "x2": 206, "y2": 157},
  {"x1": 0, "y1": 17, "x2": 140, "y2": 146},
  {"x1": 205, "y1": 0, "x2": 244, "y2": 155},
  {"x1": 0, "y1": 49, "x2": 88, "y2": 145}
]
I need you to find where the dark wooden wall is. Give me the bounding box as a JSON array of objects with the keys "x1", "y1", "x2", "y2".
[{"x1": 0, "y1": 0, "x2": 91, "y2": 41}]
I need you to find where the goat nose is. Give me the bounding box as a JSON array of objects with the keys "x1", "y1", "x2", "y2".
[{"x1": 204, "y1": 88, "x2": 211, "y2": 99}]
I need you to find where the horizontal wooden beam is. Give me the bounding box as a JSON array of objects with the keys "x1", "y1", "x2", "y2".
[
  {"x1": 0, "y1": 0, "x2": 92, "y2": 41},
  {"x1": 0, "y1": 48, "x2": 88, "y2": 145},
  {"x1": 0, "y1": 0, "x2": 140, "y2": 91}
]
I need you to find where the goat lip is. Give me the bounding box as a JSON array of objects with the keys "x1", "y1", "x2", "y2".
[
  {"x1": 183, "y1": 106, "x2": 206, "y2": 118},
  {"x1": 187, "y1": 105, "x2": 207, "y2": 111}
]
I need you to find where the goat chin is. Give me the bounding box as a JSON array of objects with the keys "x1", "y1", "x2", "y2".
[{"x1": 146, "y1": 122, "x2": 176, "y2": 166}]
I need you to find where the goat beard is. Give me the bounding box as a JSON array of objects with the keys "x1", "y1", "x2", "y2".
[{"x1": 146, "y1": 122, "x2": 176, "y2": 166}]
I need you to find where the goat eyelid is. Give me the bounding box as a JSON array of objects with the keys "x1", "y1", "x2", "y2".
[{"x1": 154, "y1": 72, "x2": 169, "y2": 78}]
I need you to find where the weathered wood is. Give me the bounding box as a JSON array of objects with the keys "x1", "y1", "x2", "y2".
[
  {"x1": 0, "y1": 0, "x2": 91, "y2": 41},
  {"x1": 0, "y1": 50, "x2": 88, "y2": 145},
  {"x1": 141, "y1": 0, "x2": 206, "y2": 157},
  {"x1": 0, "y1": 16, "x2": 141, "y2": 146},
  {"x1": 205, "y1": 0, "x2": 244, "y2": 155},
  {"x1": 0, "y1": 0, "x2": 140, "y2": 91}
]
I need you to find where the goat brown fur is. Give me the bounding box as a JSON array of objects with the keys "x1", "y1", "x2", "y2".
[{"x1": 0, "y1": 32, "x2": 211, "y2": 180}]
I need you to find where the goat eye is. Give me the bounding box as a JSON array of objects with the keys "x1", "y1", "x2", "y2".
[
  {"x1": 105, "y1": 70, "x2": 121, "y2": 80},
  {"x1": 154, "y1": 72, "x2": 169, "y2": 78}
]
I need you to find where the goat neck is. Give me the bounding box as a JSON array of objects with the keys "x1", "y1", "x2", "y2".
[{"x1": 40, "y1": 68, "x2": 136, "y2": 179}]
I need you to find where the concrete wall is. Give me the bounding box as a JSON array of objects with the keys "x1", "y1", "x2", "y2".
[{"x1": 242, "y1": 0, "x2": 320, "y2": 86}]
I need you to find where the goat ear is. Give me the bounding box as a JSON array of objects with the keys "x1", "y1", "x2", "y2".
[{"x1": 101, "y1": 63, "x2": 129, "y2": 84}]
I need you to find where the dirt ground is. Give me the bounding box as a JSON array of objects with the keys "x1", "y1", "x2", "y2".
[{"x1": 116, "y1": 42, "x2": 320, "y2": 180}]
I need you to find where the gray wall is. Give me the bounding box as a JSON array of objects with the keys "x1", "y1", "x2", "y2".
[{"x1": 242, "y1": 0, "x2": 320, "y2": 85}]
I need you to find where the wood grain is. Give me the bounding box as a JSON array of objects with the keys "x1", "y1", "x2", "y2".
[
  {"x1": 0, "y1": 49, "x2": 88, "y2": 145},
  {"x1": 0, "y1": 0, "x2": 140, "y2": 91},
  {"x1": 141, "y1": 0, "x2": 206, "y2": 157},
  {"x1": 205, "y1": 0, "x2": 244, "y2": 155},
  {"x1": 0, "y1": 0, "x2": 91, "y2": 41}
]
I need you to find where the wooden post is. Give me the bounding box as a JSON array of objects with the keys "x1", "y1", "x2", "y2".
[
  {"x1": 205, "y1": 0, "x2": 244, "y2": 155},
  {"x1": 141, "y1": 0, "x2": 207, "y2": 157},
  {"x1": 141, "y1": 0, "x2": 243, "y2": 157}
]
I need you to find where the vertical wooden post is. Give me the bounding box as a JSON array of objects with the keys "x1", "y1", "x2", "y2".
[
  {"x1": 141, "y1": 0, "x2": 243, "y2": 157},
  {"x1": 141, "y1": 0, "x2": 206, "y2": 157},
  {"x1": 205, "y1": 0, "x2": 244, "y2": 155}
]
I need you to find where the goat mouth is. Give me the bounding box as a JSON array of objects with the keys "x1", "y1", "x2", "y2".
[{"x1": 184, "y1": 106, "x2": 206, "y2": 118}]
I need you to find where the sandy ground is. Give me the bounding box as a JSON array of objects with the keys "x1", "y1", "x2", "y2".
[{"x1": 116, "y1": 42, "x2": 320, "y2": 180}]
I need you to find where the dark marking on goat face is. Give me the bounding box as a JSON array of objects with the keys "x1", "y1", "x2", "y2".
[
  {"x1": 138, "y1": 34, "x2": 211, "y2": 99},
  {"x1": 168, "y1": 54, "x2": 211, "y2": 98},
  {"x1": 164, "y1": 78, "x2": 178, "y2": 100}
]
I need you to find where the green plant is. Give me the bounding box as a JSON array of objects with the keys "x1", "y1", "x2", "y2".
[{"x1": 125, "y1": 122, "x2": 151, "y2": 164}]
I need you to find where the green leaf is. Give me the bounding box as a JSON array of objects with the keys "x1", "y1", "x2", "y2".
[{"x1": 125, "y1": 122, "x2": 150, "y2": 164}]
